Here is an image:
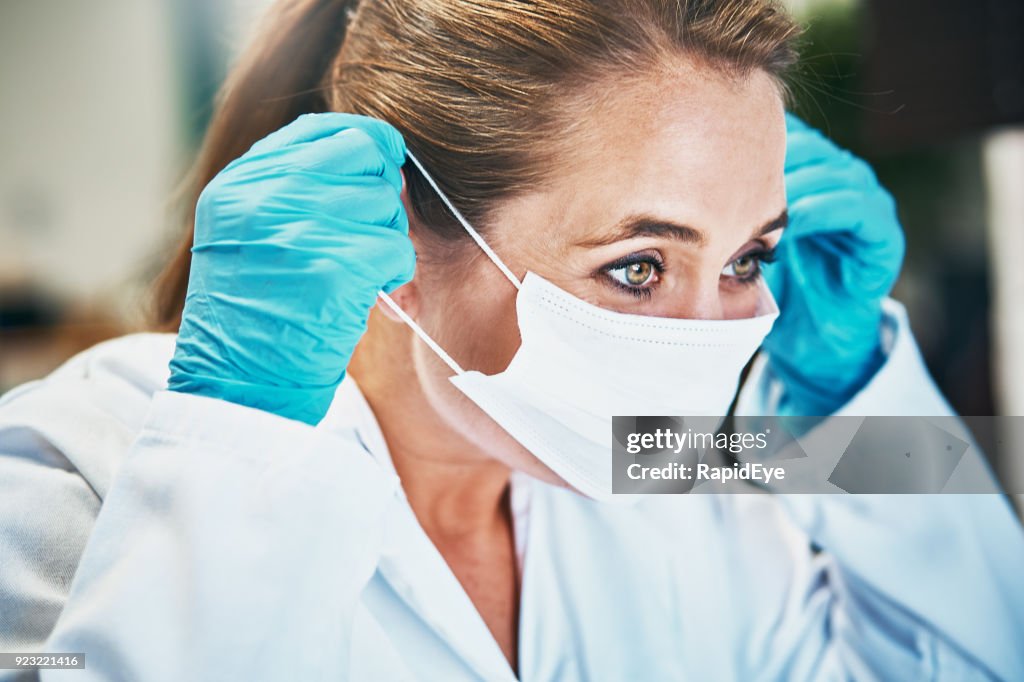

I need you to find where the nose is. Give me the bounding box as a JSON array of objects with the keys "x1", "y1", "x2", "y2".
[
  {"x1": 667, "y1": 277, "x2": 762, "y2": 321},
  {"x1": 672, "y1": 284, "x2": 726, "y2": 320}
]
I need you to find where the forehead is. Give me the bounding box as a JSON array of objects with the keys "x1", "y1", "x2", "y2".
[{"x1": 495, "y1": 63, "x2": 787, "y2": 250}]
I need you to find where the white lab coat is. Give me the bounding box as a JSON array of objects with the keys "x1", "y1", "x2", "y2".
[{"x1": 0, "y1": 299, "x2": 1022, "y2": 681}]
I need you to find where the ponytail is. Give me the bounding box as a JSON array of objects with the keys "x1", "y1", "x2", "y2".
[{"x1": 151, "y1": 0, "x2": 356, "y2": 330}]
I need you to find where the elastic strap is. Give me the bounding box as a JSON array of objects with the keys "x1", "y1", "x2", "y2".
[
  {"x1": 403, "y1": 149, "x2": 522, "y2": 290},
  {"x1": 376, "y1": 291, "x2": 465, "y2": 374},
  {"x1": 373, "y1": 149, "x2": 523, "y2": 374}
]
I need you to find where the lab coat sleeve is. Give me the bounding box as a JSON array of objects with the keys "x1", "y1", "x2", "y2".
[
  {"x1": 0, "y1": 393, "x2": 103, "y2": 660},
  {"x1": 736, "y1": 298, "x2": 1024, "y2": 682},
  {"x1": 31, "y1": 389, "x2": 400, "y2": 681}
]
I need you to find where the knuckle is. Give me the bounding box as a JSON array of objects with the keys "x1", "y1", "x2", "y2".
[
  {"x1": 364, "y1": 175, "x2": 405, "y2": 222},
  {"x1": 196, "y1": 176, "x2": 225, "y2": 215},
  {"x1": 849, "y1": 157, "x2": 878, "y2": 184},
  {"x1": 349, "y1": 126, "x2": 393, "y2": 167},
  {"x1": 342, "y1": 126, "x2": 377, "y2": 153},
  {"x1": 382, "y1": 184, "x2": 408, "y2": 229}
]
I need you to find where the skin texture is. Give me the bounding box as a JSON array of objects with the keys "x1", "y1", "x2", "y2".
[{"x1": 347, "y1": 60, "x2": 787, "y2": 672}]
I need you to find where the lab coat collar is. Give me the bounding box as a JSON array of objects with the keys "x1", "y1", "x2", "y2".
[
  {"x1": 318, "y1": 375, "x2": 399, "y2": 477},
  {"x1": 316, "y1": 375, "x2": 522, "y2": 681}
]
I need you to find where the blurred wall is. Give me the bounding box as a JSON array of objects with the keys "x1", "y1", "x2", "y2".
[
  {"x1": 0, "y1": 1, "x2": 274, "y2": 389},
  {"x1": 0, "y1": 0, "x2": 181, "y2": 317}
]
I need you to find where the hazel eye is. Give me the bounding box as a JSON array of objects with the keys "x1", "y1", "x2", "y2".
[
  {"x1": 610, "y1": 261, "x2": 655, "y2": 287},
  {"x1": 723, "y1": 254, "x2": 758, "y2": 279},
  {"x1": 599, "y1": 252, "x2": 665, "y2": 300},
  {"x1": 721, "y1": 247, "x2": 777, "y2": 285}
]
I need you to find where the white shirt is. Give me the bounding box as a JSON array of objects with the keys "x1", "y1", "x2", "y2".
[{"x1": 0, "y1": 299, "x2": 1022, "y2": 681}]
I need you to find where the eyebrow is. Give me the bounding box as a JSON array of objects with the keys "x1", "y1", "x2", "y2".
[{"x1": 575, "y1": 208, "x2": 788, "y2": 248}]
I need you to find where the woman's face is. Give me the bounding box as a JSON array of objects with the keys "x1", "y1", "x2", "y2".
[{"x1": 392, "y1": 65, "x2": 788, "y2": 488}]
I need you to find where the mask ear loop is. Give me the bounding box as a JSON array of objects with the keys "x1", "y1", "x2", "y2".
[
  {"x1": 376, "y1": 292, "x2": 465, "y2": 374},
  {"x1": 375, "y1": 149, "x2": 521, "y2": 375},
  {"x1": 402, "y1": 150, "x2": 522, "y2": 290}
]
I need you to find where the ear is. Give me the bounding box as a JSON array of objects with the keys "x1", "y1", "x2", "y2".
[{"x1": 375, "y1": 278, "x2": 420, "y2": 322}]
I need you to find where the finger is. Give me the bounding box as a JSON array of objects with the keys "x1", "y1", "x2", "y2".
[
  {"x1": 353, "y1": 116, "x2": 408, "y2": 170},
  {"x1": 247, "y1": 112, "x2": 407, "y2": 169},
  {"x1": 785, "y1": 129, "x2": 848, "y2": 171},
  {"x1": 786, "y1": 191, "x2": 869, "y2": 237},
  {"x1": 317, "y1": 220, "x2": 417, "y2": 294},
  {"x1": 246, "y1": 112, "x2": 361, "y2": 156},
  {"x1": 295, "y1": 127, "x2": 405, "y2": 192},
  {"x1": 785, "y1": 112, "x2": 813, "y2": 133},
  {"x1": 785, "y1": 158, "x2": 877, "y2": 201},
  {"x1": 324, "y1": 175, "x2": 408, "y2": 233},
  {"x1": 785, "y1": 190, "x2": 899, "y2": 243},
  {"x1": 769, "y1": 230, "x2": 896, "y2": 301},
  {"x1": 281, "y1": 173, "x2": 409, "y2": 233},
  {"x1": 382, "y1": 235, "x2": 418, "y2": 293},
  {"x1": 779, "y1": 223, "x2": 904, "y2": 294}
]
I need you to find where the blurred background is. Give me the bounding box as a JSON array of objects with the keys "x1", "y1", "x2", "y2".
[{"x1": 1, "y1": 0, "x2": 1023, "y2": 491}]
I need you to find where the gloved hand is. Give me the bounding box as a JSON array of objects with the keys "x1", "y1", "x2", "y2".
[
  {"x1": 761, "y1": 114, "x2": 905, "y2": 416},
  {"x1": 168, "y1": 113, "x2": 414, "y2": 425}
]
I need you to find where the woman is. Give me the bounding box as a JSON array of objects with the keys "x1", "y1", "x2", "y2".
[{"x1": 1, "y1": 0, "x2": 1022, "y2": 680}]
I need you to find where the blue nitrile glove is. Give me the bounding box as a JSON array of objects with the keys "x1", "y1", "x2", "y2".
[
  {"x1": 168, "y1": 113, "x2": 414, "y2": 425},
  {"x1": 761, "y1": 114, "x2": 905, "y2": 416}
]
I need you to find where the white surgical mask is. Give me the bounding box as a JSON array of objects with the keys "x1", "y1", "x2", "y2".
[{"x1": 378, "y1": 151, "x2": 779, "y2": 501}]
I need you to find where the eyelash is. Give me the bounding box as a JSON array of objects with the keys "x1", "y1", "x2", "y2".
[
  {"x1": 599, "y1": 246, "x2": 778, "y2": 300},
  {"x1": 728, "y1": 246, "x2": 778, "y2": 286},
  {"x1": 600, "y1": 253, "x2": 665, "y2": 300}
]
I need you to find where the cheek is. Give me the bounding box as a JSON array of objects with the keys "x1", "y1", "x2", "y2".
[
  {"x1": 414, "y1": 341, "x2": 568, "y2": 488},
  {"x1": 409, "y1": 264, "x2": 568, "y2": 488},
  {"x1": 720, "y1": 280, "x2": 766, "y2": 320},
  {"x1": 417, "y1": 262, "x2": 522, "y2": 375},
  {"x1": 407, "y1": 218, "x2": 523, "y2": 374}
]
